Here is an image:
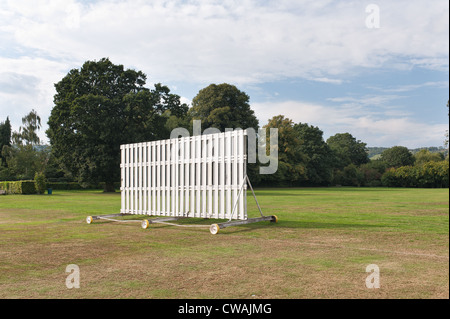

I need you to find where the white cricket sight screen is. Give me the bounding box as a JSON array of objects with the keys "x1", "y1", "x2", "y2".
[{"x1": 120, "y1": 130, "x2": 247, "y2": 220}]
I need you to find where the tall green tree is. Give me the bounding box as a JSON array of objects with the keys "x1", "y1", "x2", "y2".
[
  {"x1": 2, "y1": 110, "x2": 48, "y2": 180},
  {"x1": 380, "y1": 146, "x2": 415, "y2": 168},
  {"x1": 188, "y1": 83, "x2": 260, "y2": 184},
  {"x1": 47, "y1": 58, "x2": 188, "y2": 192},
  {"x1": 12, "y1": 109, "x2": 41, "y2": 145},
  {"x1": 2, "y1": 144, "x2": 49, "y2": 180},
  {"x1": 0, "y1": 117, "x2": 12, "y2": 167},
  {"x1": 414, "y1": 149, "x2": 444, "y2": 166},
  {"x1": 293, "y1": 123, "x2": 334, "y2": 185},
  {"x1": 260, "y1": 115, "x2": 307, "y2": 185},
  {"x1": 188, "y1": 83, "x2": 259, "y2": 132},
  {"x1": 326, "y1": 133, "x2": 369, "y2": 169}
]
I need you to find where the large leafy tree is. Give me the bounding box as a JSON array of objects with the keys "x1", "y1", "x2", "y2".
[
  {"x1": 380, "y1": 146, "x2": 415, "y2": 168},
  {"x1": 414, "y1": 149, "x2": 444, "y2": 166},
  {"x1": 326, "y1": 133, "x2": 369, "y2": 169},
  {"x1": 47, "y1": 58, "x2": 188, "y2": 192},
  {"x1": 188, "y1": 83, "x2": 259, "y2": 132},
  {"x1": 260, "y1": 115, "x2": 307, "y2": 186},
  {"x1": 0, "y1": 117, "x2": 11, "y2": 167},
  {"x1": 293, "y1": 123, "x2": 334, "y2": 185},
  {"x1": 188, "y1": 83, "x2": 260, "y2": 184}
]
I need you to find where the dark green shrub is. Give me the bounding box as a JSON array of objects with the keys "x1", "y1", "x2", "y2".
[{"x1": 34, "y1": 172, "x2": 47, "y2": 194}]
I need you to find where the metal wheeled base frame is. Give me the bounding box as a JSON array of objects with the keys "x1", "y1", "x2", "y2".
[
  {"x1": 86, "y1": 214, "x2": 183, "y2": 230},
  {"x1": 209, "y1": 215, "x2": 278, "y2": 235},
  {"x1": 85, "y1": 175, "x2": 278, "y2": 234},
  {"x1": 207, "y1": 175, "x2": 278, "y2": 234}
]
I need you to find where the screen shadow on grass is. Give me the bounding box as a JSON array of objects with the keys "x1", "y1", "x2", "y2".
[{"x1": 216, "y1": 219, "x2": 387, "y2": 235}]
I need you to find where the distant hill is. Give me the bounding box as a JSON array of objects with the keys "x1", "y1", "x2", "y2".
[
  {"x1": 367, "y1": 146, "x2": 448, "y2": 160},
  {"x1": 367, "y1": 147, "x2": 388, "y2": 158}
]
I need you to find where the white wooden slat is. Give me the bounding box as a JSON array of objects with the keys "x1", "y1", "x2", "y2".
[
  {"x1": 213, "y1": 134, "x2": 220, "y2": 217},
  {"x1": 130, "y1": 144, "x2": 134, "y2": 214},
  {"x1": 120, "y1": 145, "x2": 125, "y2": 214},
  {"x1": 156, "y1": 141, "x2": 161, "y2": 215},
  {"x1": 195, "y1": 136, "x2": 201, "y2": 217},
  {"x1": 201, "y1": 136, "x2": 207, "y2": 217},
  {"x1": 126, "y1": 144, "x2": 130, "y2": 213},
  {"x1": 190, "y1": 137, "x2": 195, "y2": 216},
  {"x1": 151, "y1": 143, "x2": 156, "y2": 215},
  {"x1": 133, "y1": 144, "x2": 136, "y2": 214},
  {"x1": 184, "y1": 138, "x2": 190, "y2": 214},
  {"x1": 171, "y1": 139, "x2": 176, "y2": 216},
  {"x1": 232, "y1": 131, "x2": 238, "y2": 219},
  {"x1": 143, "y1": 143, "x2": 147, "y2": 215},
  {"x1": 225, "y1": 132, "x2": 232, "y2": 218},
  {"x1": 239, "y1": 130, "x2": 246, "y2": 220},
  {"x1": 163, "y1": 141, "x2": 167, "y2": 215},
  {"x1": 136, "y1": 144, "x2": 140, "y2": 214},
  {"x1": 127, "y1": 144, "x2": 131, "y2": 214},
  {"x1": 178, "y1": 138, "x2": 183, "y2": 216},
  {"x1": 166, "y1": 140, "x2": 171, "y2": 216},
  {"x1": 131, "y1": 144, "x2": 135, "y2": 214},
  {"x1": 138, "y1": 143, "x2": 143, "y2": 214},
  {"x1": 167, "y1": 140, "x2": 171, "y2": 215},
  {"x1": 145, "y1": 143, "x2": 148, "y2": 214},
  {"x1": 140, "y1": 143, "x2": 143, "y2": 214},
  {"x1": 219, "y1": 133, "x2": 225, "y2": 219},
  {"x1": 207, "y1": 134, "x2": 213, "y2": 217},
  {"x1": 170, "y1": 140, "x2": 175, "y2": 216},
  {"x1": 149, "y1": 142, "x2": 153, "y2": 215}
]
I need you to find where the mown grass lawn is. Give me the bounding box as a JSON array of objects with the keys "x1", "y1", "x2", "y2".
[{"x1": 0, "y1": 187, "x2": 448, "y2": 298}]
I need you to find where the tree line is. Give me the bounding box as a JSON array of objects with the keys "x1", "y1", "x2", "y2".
[{"x1": 0, "y1": 58, "x2": 448, "y2": 190}]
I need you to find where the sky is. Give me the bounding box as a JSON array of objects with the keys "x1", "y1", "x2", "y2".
[{"x1": 0, "y1": 0, "x2": 448, "y2": 149}]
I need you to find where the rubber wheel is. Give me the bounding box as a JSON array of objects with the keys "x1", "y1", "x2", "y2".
[
  {"x1": 141, "y1": 219, "x2": 149, "y2": 229},
  {"x1": 210, "y1": 224, "x2": 220, "y2": 235},
  {"x1": 271, "y1": 215, "x2": 278, "y2": 223},
  {"x1": 86, "y1": 216, "x2": 93, "y2": 224}
]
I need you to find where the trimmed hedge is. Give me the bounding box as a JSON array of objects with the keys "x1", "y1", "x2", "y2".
[
  {"x1": 46, "y1": 182, "x2": 84, "y2": 190},
  {"x1": 46, "y1": 182, "x2": 120, "y2": 190},
  {"x1": 0, "y1": 181, "x2": 122, "y2": 192},
  {"x1": 0, "y1": 180, "x2": 37, "y2": 194},
  {"x1": 381, "y1": 161, "x2": 449, "y2": 188}
]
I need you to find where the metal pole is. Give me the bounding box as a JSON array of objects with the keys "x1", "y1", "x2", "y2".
[
  {"x1": 245, "y1": 175, "x2": 264, "y2": 217},
  {"x1": 227, "y1": 175, "x2": 248, "y2": 221}
]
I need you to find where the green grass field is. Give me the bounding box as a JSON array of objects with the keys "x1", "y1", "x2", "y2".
[{"x1": 0, "y1": 187, "x2": 448, "y2": 298}]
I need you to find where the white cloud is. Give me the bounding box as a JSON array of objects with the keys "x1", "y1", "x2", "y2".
[
  {"x1": 324, "y1": 95, "x2": 415, "y2": 120},
  {"x1": 311, "y1": 77, "x2": 344, "y2": 85},
  {"x1": 0, "y1": 56, "x2": 68, "y2": 143},
  {"x1": 367, "y1": 81, "x2": 449, "y2": 93},
  {"x1": 0, "y1": 72, "x2": 40, "y2": 94},
  {"x1": 179, "y1": 96, "x2": 192, "y2": 107},
  {"x1": 1, "y1": 0, "x2": 448, "y2": 84}
]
